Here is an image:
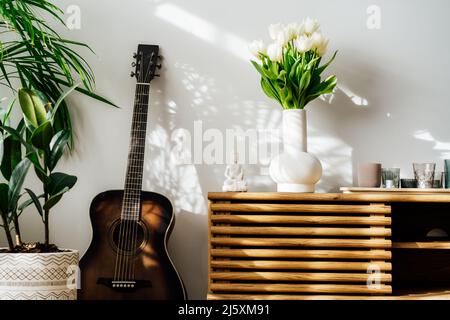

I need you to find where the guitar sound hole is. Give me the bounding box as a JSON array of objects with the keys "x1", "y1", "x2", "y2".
[{"x1": 111, "y1": 220, "x2": 146, "y2": 255}]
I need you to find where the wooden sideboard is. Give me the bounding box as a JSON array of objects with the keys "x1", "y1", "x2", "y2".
[{"x1": 207, "y1": 192, "x2": 450, "y2": 300}]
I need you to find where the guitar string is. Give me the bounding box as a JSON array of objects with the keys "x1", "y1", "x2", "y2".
[
  {"x1": 128, "y1": 58, "x2": 149, "y2": 282},
  {"x1": 116, "y1": 81, "x2": 140, "y2": 283},
  {"x1": 131, "y1": 83, "x2": 148, "y2": 281},
  {"x1": 114, "y1": 52, "x2": 155, "y2": 284},
  {"x1": 130, "y1": 57, "x2": 154, "y2": 281},
  {"x1": 126, "y1": 81, "x2": 145, "y2": 282},
  {"x1": 130, "y1": 87, "x2": 142, "y2": 282},
  {"x1": 117, "y1": 78, "x2": 142, "y2": 283},
  {"x1": 129, "y1": 83, "x2": 145, "y2": 282},
  {"x1": 113, "y1": 82, "x2": 136, "y2": 283}
]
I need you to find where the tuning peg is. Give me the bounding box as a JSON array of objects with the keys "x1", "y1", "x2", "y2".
[
  {"x1": 158, "y1": 55, "x2": 163, "y2": 61},
  {"x1": 133, "y1": 52, "x2": 137, "y2": 58},
  {"x1": 154, "y1": 74, "x2": 160, "y2": 77},
  {"x1": 131, "y1": 62, "x2": 136, "y2": 67},
  {"x1": 130, "y1": 71, "x2": 136, "y2": 78},
  {"x1": 156, "y1": 64, "x2": 162, "y2": 69}
]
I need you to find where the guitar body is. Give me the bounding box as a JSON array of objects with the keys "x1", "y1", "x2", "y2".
[{"x1": 79, "y1": 190, "x2": 186, "y2": 300}]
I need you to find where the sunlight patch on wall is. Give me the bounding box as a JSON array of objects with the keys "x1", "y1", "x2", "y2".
[
  {"x1": 309, "y1": 132, "x2": 353, "y2": 192},
  {"x1": 144, "y1": 123, "x2": 207, "y2": 215},
  {"x1": 414, "y1": 129, "x2": 450, "y2": 158},
  {"x1": 155, "y1": 3, "x2": 251, "y2": 61}
]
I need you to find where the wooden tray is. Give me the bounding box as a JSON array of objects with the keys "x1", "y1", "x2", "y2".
[{"x1": 340, "y1": 187, "x2": 450, "y2": 194}]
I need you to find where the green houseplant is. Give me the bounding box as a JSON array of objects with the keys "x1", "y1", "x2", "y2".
[
  {"x1": 1, "y1": 86, "x2": 78, "y2": 251},
  {"x1": 0, "y1": 0, "x2": 116, "y2": 143},
  {"x1": 249, "y1": 18, "x2": 338, "y2": 192},
  {"x1": 0, "y1": 88, "x2": 79, "y2": 300}
]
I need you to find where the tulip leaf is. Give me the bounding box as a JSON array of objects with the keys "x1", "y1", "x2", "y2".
[
  {"x1": 30, "y1": 121, "x2": 54, "y2": 151},
  {"x1": 315, "y1": 50, "x2": 337, "y2": 76}
]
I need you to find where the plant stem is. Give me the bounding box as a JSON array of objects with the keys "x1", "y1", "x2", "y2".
[
  {"x1": 44, "y1": 192, "x2": 49, "y2": 246},
  {"x1": 12, "y1": 214, "x2": 22, "y2": 246},
  {"x1": 1, "y1": 214, "x2": 14, "y2": 251}
]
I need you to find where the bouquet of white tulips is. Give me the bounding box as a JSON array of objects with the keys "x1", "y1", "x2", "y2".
[{"x1": 249, "y1": 18, "x2": 337, "y2": 109}]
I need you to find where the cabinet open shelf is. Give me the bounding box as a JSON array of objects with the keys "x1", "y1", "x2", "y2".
[{"x1": 393, "y1": 241, "x2": 450, "y2": 249}]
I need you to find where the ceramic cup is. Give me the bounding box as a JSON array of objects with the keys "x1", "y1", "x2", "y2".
[{"x1": 357, "y1": 163, "x2": 382, "y2": 187}]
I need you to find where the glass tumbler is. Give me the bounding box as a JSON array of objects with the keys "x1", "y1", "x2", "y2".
[
  {"x1": 381, "y1": 168, "x2": 400, "y2": 188},
  {"x1": 413, "y1": 163, "x2": 436, "y2": 189}
]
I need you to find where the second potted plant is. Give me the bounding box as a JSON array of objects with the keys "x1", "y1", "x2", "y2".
[{"x1": 250, "y1": 18, "x2": 338, "y2": 192}]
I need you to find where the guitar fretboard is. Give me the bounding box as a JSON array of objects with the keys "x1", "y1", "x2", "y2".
[{"x1": 122, "y1": 83, "x2": 150, "y2": 220}]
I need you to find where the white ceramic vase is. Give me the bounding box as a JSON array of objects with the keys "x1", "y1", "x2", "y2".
[
  {"x1": 269, "y1": 109, "x2": 322, "y2": 192},
  {"x1": 0, "y1": 249, "x2": 79, "y2": 300}
]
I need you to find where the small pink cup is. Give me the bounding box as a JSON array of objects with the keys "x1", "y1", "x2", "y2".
[{"x1": 357, "y1": 163, "x2": 382, "y2": 187}]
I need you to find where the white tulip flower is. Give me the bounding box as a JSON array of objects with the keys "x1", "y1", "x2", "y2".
[
  {"x1": 303, "y1": 17, "x2": 320, "y2": 34},
  {"x1": 311, "y1": 32, "x2": 328, "y2": 56},
  {"x1": 249, "y1": 40, "x2": 266, "y2": 58},
  {"x1": 286, "y1": 23, "x2": 301, "y2": 40},
  {"x1": 316, "y1": 37, "x2": 329, "y2": 56},
  {"x1": 267, "y1": 43, "x2": 283, "y2": 62},
  {"x1": 294, "y1": 35, "x2": 313, "y2": 53},
  {"x1": 276, "y1": 27, "x2": 290, "y2": 46},
  {"x1": 269, "y1": 23, "x2": 283, "y2": 40}
]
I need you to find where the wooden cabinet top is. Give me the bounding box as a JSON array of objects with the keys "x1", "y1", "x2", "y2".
[{"x1": 208, "y1": 192, "x2": 450, "y2": 203}]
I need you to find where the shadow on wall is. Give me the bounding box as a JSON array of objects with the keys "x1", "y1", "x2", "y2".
[{"x1": 140, "y1": 1, "x2": 380, "y2": 299}]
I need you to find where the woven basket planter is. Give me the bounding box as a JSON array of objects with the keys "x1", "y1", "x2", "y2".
[{"x1": 0, "y1": 249, "x2": 79, "y2": 300}]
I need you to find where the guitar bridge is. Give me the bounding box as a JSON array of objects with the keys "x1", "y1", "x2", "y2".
[{"x1": 97, "y1": 278, "x2": 152, "y2": 292}]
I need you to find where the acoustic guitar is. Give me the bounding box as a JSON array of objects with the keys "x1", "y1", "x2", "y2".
[{"x1": 79, "y1": 44, "x2": 186, "y2": 300}]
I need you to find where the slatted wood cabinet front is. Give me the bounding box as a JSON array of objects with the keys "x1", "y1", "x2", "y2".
[{"x1": 207, "y1": 193, "x2": 392, "y2": 300}]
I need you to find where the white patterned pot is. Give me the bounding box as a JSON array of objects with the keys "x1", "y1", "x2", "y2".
[
  {"x1": 269, "y1": 109, "x2": 322, "y2": 192},
  {"x1": 0, "y1": 249, "x2": 79, "y2": 300}
]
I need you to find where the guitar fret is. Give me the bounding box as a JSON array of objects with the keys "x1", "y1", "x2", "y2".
[{"x1": 120, "y1": 79, "x2": 153, "y2": 222}]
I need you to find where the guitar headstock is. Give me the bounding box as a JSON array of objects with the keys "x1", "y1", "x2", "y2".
[{"x1": 131, "y1": 44, "x2": 161, "y2": 83}]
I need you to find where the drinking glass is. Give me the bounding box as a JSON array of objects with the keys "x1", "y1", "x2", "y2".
[
  {"x1": 445, "y1": 160, "x2": 450, "y2": 189},
  {"x1": 413, "y1": 163, "x2": 436, "y2": 189},
  {"x1": 433, "y1": 171, "x2": 444, "y2": 188},
  {"x1": 381, "y1": 168, "x2": 400, "y2": 188}
]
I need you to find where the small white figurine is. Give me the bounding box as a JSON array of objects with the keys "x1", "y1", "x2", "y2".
[{"x1": 222, "y1": 153, "x2": 248, "y2": 192}]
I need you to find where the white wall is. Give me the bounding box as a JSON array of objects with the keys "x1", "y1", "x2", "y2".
[{"x1": 2, "y1": 0, "x2": 450, "y2": 299}]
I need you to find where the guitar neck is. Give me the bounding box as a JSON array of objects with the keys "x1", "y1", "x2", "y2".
[{"x1": 122, "y1": 83, "x2": 150, "y2": 220}]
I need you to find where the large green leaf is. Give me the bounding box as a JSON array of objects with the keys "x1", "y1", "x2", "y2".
[
  {"x1": 0, "y1": 183, "x2": 8, "y2": 215},
  {"x1": 26, "y1": 151, "x2": 47, "y2": 179},
  {"x1": 48, "y1": 130, "x2": 69, "y2": 171},
  {"x1": 7, "y1": 158, "x2": 31, "y2": 213},
  {"x1": 46, "y1": 172, "x2": 77, "y2": 196},
  {"x1": 24, "y1": 188, "x2": 44, "y2": 219},
  {"x1": 50, "y1": 83, "x2": 79, "y2": 121},
  {"x1": 0, "y1": 0, "x2": 118, "y2": 150},
  {"x1": 0, "y1": 125, "x2": 32, "y2": 149},
  {"x1": 0, "y1": 98, "x2": 16, "y2": 125},
  {"x1": 30, "y1": 121, "x2": 54, "y2": 151},
  {"x1": 0, "y1": 135, "x2": 22, "y2": 181}
]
